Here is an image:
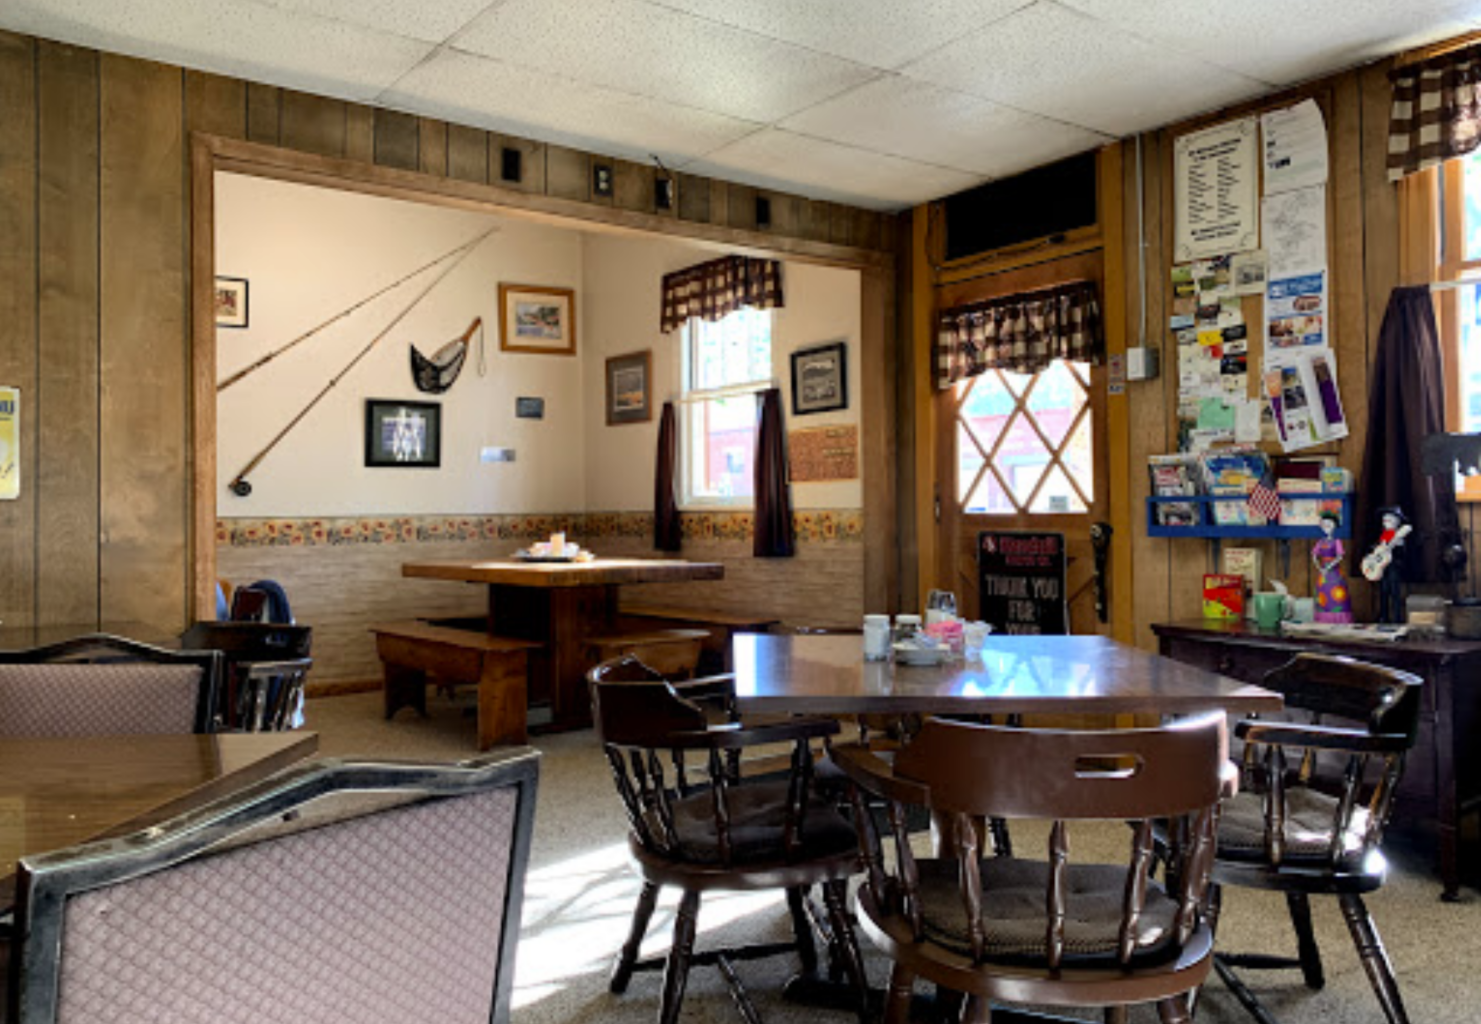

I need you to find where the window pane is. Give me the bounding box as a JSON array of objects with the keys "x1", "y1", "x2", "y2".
[
  {"x1": 1466, "y1": 152, "x2": 1481, "y2": 262},
  {"x1": 686, "y1": 396, "x2": 755, "y2": 500},
  {"x1": 690, "y1": 308, "x2": 772, "y2": 390},
  {"x1": 963, "y1": 466, "x2": 1014, "y2": 514},
  {"x1": 1025, "y1": 360, "x2": 1087, "y2": 448},
  {"x1": 1460, "y1": 281, "x2": 1481, "y2": 434},
  {"x1": 1062, "y1": 414, "x2": 1095, "y2": 504},
  {"x1": 1028, "y1": 465, "x2": 1087, "y2": 513},
  {"x1": 958, "y1": 374, "x2": 1011, "y2": 456},
  {"x1": 998, "y1": 411, "x2": 1051, "y2": 507}
]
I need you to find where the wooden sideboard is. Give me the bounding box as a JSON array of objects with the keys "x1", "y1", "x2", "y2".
[{"x1": 1153, "y1": 619, "x2": 1481, "y2": 901}]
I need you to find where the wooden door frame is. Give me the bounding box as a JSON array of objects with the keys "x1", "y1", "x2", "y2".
[{"x1": 188, "y1": 133, "x2": 896, "y2": 619}]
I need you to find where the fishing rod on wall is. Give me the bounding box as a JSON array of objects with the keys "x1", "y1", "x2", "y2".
[{"x1": 223, "y1": 226, "x2": 497, "y2": 497}]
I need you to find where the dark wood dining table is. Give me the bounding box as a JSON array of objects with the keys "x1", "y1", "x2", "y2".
[
  {"x1": 731, "y1": 632, "x2": 1284, "y2": 717},
  {"x1": 402, "y1": 557, "x2": 723, "y2": 731},
  {"x1": 0, "y1": 731, "x2": 318, "y2": 910}
]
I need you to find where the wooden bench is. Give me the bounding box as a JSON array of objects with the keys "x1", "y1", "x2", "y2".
[
  {"x1": 371, "y1": 621, "x2": 539, "y2": 751},
  {"x1": 617, "y1": 605, "x2": 781, "y2": 673},
  {"x1": 584, "y1": 628, "x2": 711, "y2": 680}
]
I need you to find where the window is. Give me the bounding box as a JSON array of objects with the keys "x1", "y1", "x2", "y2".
[
  {"x1": 681, "y1": 307, "x2": 772, "y2": 505},
  {"x1": 1439, "y1": 153, "x2": 1481, "y2": 499},
  {"x1": 955, "y1": 359, "x2": 1094, "y2": 514}
]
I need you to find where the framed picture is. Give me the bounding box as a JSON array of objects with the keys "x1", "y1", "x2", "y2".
[
  {"x1": 499, "y1": 283, "x2": 576, "y2": 355},
  {"x1": 606, "y1": 350, "x2": 652, "y2": 425},
  {"x1": 790, "y1": 341, "x2": 847, "y2": 415},
  {"x1": 364, "y1": 399, "x2": 441, "y2": 468},
  {"x1": 215, "y1": 276, "x2": 248, "y2": 328}
]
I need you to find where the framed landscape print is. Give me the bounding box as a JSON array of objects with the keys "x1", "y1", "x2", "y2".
[
  {"x1": 499, "y1": 283, "x2": 576, "y2": 355},
  {"x1": 790, "y1": 341, "x2": 847, "y2": 415},
  {"x1": 606, "y1": 350, "x2": 652, "y2": 425},
  {"x1": 364, "y1": 399, "x2": 441, "y2": 468},
  {"x1": 215, "y1": 276, "x2": 248, "y2": 328}
]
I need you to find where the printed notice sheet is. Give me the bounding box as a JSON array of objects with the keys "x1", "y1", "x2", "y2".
[
  {"x1": 1261, "y1": 99, "x2": 1329, "y2": 195},
  {"x1": 1175, "y1": 117, "x2": 1259, "y2": 261},
  {"x1": 0, "y1": 387, "x2": 16, "y2": 501}
]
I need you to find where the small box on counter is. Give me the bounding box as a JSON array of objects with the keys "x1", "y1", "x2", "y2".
[{"x1": 1203, "y1": 573, "x2": 1246, "y2": 620}]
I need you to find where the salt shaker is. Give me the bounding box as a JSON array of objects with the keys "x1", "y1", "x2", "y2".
[{"x1": 862, "y1": 614, "x2": 891, "y2": 661}]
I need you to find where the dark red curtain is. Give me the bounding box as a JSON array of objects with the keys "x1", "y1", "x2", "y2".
[
  {"x1": 654, "y1": 401, "x2": 681, "y2": 552},
  {"x1": 1352, "y1": 286, "x2": 1462, "y2": 582},
  {"x1": 753, "y1": 388, "x2": 794, "y2": 558}
]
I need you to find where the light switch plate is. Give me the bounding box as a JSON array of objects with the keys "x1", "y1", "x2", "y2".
[{"x1": 480, "y1": 447, "x2": 515, "y2": 463}]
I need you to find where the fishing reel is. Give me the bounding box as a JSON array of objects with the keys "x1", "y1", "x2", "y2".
[{"x1": 229, "y1": 478, "x2": 252, "y2": 497}]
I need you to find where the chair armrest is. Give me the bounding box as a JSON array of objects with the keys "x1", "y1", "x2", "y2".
[
  {"x1": 1235, "y1": 719, "x2": 1411, "y2": 754},
  {"x1": 829, "y1": 742, "x2": 930, "y2": 805},
  {"x1": 665, "y1": 715, "x2": 841, "y2": 750}
]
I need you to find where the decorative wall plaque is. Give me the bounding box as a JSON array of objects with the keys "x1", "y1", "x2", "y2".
[{"x1": 788, "y1": 424, "x2": 858, "y2": 482}]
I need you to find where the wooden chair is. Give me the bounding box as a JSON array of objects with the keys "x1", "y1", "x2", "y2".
[
  {"x1": 1194, "y1": 653, "x2": 1422, "y2": 1024},
  {"x1": 8, "y1": 747, "x2": 539, "y2": 1024},
  {"x1": 833, "y1": 712, "x2": 1231, "y2": 1024},
  {"x1": 0, "y1": 634, "x2": 223, "y2": 736},
  {"x1": 589, "y1": 656, "x2": 870, "y2": 1024},
  {"x1": 180, "y1": 621, "x2": 314, "y2": 731}
]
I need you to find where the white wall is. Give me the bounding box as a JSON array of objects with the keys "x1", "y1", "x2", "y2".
[
  {"x1": 215, "y1": 172, "x2": 586, "y2": 517},
  {"x1": 581, "y1": 232, "x2": 862, "y2": 511}
]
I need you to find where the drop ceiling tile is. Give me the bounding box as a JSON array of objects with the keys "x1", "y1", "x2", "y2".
[
  {"x1": 782, "y1": 75, "x2": 1111, "y2": 177},
  {"x1": 0, "y1": 0, "x2": 431, "y2": 100},
  {"x1": 383, "y1": 48, "x2": 761, "y2": 165},
  {"x1": 902, "y1": 2, "x2": 1267, "y2": 136},
  {"x1": 452, "y1": 0, "x2": 880, "y2": 123},
  {"x1": 259, "y1": 0, "x2": 497, "y2": 44},
  {"x1": 1057, "y1": 0, "x2": 1478, "y2": 85},
  {"x1": 651, "y1": 0, "x2": 1036, "y2": 70},
  {"x1": 683, "y1": 129, "x2": 983, "y2": 210}
]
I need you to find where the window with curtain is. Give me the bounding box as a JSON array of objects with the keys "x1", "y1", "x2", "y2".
[{"x1": 680, "y1": 307, "x2": 773, "y2": 505}]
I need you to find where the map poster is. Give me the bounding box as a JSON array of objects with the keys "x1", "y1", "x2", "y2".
[
  {"x1": 1174, "y1": 117, "x2": 1259, "y2": 261},
  {"x1": 788, "y1": 424, "x2": 858, "y2": 482},
  {"x1": 977, "y1": 531, "x2": 1068, "y2": 636},
  {"x1": 0, "y1": 387, "x2": 16, "y2": 500}
]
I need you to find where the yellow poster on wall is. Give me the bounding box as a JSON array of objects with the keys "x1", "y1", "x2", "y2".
[{"x1": 0, "y1": 387, "x2": 18, "y2": 500}]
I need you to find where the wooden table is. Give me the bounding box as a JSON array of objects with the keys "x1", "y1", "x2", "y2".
[
  {"x1": 0, "y1": 731, "x2": 318, "y2": 909},
  {"x1": 402, "y1": 557, "x2": 723, "y2": 731},
  {"x1": 732, "y1": 633, "x2": 1283, "y2": 717},
  {"x1": 1154, "y1": 618, "x2": 1481, "y2": 900}
]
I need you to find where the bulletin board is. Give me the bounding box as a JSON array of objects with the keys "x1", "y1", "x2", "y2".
[{"x1": 789, "y1": 425, "x2": 859, "y2": 482}]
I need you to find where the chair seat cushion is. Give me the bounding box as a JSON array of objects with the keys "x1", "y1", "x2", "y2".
[
  {"x1": 914, "y1": 857, "x2": 1182, "y2": 966},
  {"x1": 669, "y1": 782, "x2": 858, "y2": 865},
  {"x1": 1217, "y1": 786, "x2": 1369, "y2": 864}
]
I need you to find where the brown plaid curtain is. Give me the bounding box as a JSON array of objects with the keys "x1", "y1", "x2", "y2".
[
  {"x1": 660, "y1": 255, "x2": 783, "y2": 333},
  {"x1": 935, "y1": 281, "x2": 1102, "y2": 389},
  {"x1": 1388, "y1": 44, "x2": 1481, "y2": 182}
]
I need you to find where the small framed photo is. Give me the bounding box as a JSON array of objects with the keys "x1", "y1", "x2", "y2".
[
  {"x1": 215, "y1": 276, "x2": 248, "y2": 328},
  {"x1": 790, "y1": 341, "x2": 847, "y2": 416},
  {"x1": 499, "y1": 283, "x2": 576, "y2": 356},
  {"x1": 365, "y1": 399, "x2": 441, "y2": 468},
  {"x1": 606, "y1": 350, "x2": 652, "y2": 426}
]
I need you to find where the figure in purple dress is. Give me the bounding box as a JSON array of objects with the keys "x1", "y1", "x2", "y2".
[{"x1": 1313, "y1": 509, "x2": 1353, "y2": 623}]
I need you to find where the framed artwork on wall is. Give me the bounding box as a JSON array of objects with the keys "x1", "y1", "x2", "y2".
[
  {"x1": 499, "y1": 283, "x2": 576, "y2": 355},
  {"x1": 790, "y1": 341, "x2": 847, "y2": 415},
  {"x1": 215, "y1": 276, "x2": 248, "y2": 328},
  {"x1": 606, "y1": 350, "x2": 652, "y2": 425},
  {"x1": 364, "y1": 399, "x2": 441, "y2": 468}
]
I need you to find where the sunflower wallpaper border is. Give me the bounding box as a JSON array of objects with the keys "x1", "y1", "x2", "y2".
[{"x1": 218, "y1": 510, "x2": 864, "y2": 548}]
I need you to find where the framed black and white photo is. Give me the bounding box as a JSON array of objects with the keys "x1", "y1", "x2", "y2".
[
  {"x1": 790, "y1": 341, "x2": 847, "y2": 416},
  {"x1": 365, "y1": 399, "x2": 441, "y2": 468},
  {"x1": 215, "y1": 276, "x2": 249, "y2": 328},
  {"x1": 606, "y1": 350, "x2": 652, "y2": 425}
]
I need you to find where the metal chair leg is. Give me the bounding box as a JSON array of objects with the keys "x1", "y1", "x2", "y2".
[
  {"x1": 1339, "y1": 893, "x2": 1411, "y2": 1024},
  {"x1": 1285, "y1": 892, "x2": 1324, "y2": 990},
  {"x1": 611, "y1": 880, "x2": 660, "y2": 993}
]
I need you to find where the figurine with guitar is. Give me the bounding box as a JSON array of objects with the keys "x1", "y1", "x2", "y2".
[{"x1": 1363, "y1": 507, "x2": 1411, "y2": 624}]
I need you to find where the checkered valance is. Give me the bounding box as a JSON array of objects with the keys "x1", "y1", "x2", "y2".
[
  {"x1": 660, "y1": 256, "x2": 783, "y2": 333},
  {"x1": 1388, "y1": 43, "x2": 1481, "y2": 182},
  {"x1": 935, "y1": 281, "x2": 1102, "y2": 389}
]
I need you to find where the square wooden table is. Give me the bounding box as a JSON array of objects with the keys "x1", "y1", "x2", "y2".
[{"x1": 402, "y1": 557, "x2": 723, "y2": 730}]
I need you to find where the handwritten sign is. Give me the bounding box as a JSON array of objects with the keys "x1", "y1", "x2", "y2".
[
  {"x1": 788, "y1": 425, "x2": 858, "y2": 482},
  {"x1": 977, "y1": 530, "x2": 1067, "y2": 635}
]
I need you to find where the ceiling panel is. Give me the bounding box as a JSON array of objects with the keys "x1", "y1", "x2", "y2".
[
  {"x1": 452, "y1": 0, "x2": 881, "y2": 123},
  {"x1": 1057, "y1": 0, "x2": 1481, "y2": 85},
  {"x1": 686, "y1": 129, "x2": 983, "y2": 210},
  {"x1": 652, "y1": 0, "x2": 1035, "y2": 70},
  {"x1": 384, "y1": 48, "x2": 762, "y2": 166},
  {"x1": 259, "y1": 0, "x2": 497, "y2": 44},
  {"x1": 0, "y1": 0, "x2": 432, "y2": 101},
  {"x1": 782, "y1": 75, "x2": 1111, "y2": 178},
  {"x1": 902, "y1": 1, "x2": 1269, "y2": 136}
]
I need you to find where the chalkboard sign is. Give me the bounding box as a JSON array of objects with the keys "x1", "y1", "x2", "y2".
[{"x1": 978, "y1": 530, "x2": 1069, "y2": 635}]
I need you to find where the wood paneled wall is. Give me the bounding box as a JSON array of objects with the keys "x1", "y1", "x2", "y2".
[
  {"x1": 0, "y1": 30, "x2": 896, "y2": 634},
  {"x1": 1122, "y1": 64, "x2": 1398, "y2": 648}
]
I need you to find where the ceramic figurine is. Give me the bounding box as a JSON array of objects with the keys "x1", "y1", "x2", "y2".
[
  {"x1": 1363, "y1": 506, "x2": 1412, "y2": 624},
  {"x1": 1312, "y1": 509, "x2": 1354, "y2": 623}
]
